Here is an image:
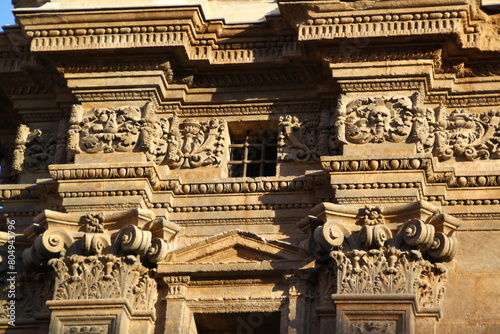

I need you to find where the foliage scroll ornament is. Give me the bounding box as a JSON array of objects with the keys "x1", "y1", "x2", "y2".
[
  {"x1": 11, "y1": 124, "x2": 57, "y2": 174},
  {"x1": 278, "y1": 93, "x2": 500, "y2": 163},
  {"x1": 68, "y1": 102, "x2": 226, "y2": 168},
  {"x1": 278, "y1": 112, "x2": 341, "y2": 163},
  {"x1": 300, "y1": 202, "x2": 460, "y2": 311},
  {"x1": 49, "y1": 255, "x2": 157, "y2": 314}
]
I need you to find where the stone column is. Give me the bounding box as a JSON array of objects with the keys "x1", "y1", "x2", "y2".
[{"x1": 163, "y1": 276, "x2": 192, "y2": 334}]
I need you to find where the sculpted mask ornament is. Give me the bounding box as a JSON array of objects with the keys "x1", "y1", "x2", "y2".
[
  {"x1": 341, "y1": 96, "x2": 414, "y2": 144},
  {"x1": 68, "y1": 103, "x2": 227, "y2": 169},
  {"x1": 278, "y1": 112, "x2": 340, "y2": 163}
]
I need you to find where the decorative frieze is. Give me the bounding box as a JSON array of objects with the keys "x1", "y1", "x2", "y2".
[
  {"x1": 12, "y1": 124, "x2": 56, "y2": 174},
  {"x1": 68, "y1": 103, "x2": 227, "y2": 169}
]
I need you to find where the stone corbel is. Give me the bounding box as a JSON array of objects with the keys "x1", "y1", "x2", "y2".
[
  {"x1": 22, "y1": 209, "x2": 181, "y2": 268},
  {"x1": 298, "y1": 201, "x2": 461, "y2": 334}
]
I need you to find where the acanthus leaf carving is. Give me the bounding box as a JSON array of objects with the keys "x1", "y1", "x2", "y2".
[{"x1": 300, "y1": 201, "x2": 459, "y2": 312}]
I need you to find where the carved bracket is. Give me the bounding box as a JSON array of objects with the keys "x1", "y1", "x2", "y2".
[
  {"x1": 299, "y1": 201, "x2": 460, "y2": 316},
  {"x1": 22, "y1": 209, "x2": 180, "y2": 268}
]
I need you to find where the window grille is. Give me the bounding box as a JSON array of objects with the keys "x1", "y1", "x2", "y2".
[{"x1": 228, "y1": 129, "x2": 277, "y2": 177}]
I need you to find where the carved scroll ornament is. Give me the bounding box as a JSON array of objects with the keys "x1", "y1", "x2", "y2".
[
  {"x1": 23, "y1": 210, "x2": 177, "y2": 268},
  {"x1": 12, "y1": 124, "x2": 57, "y2": 174},
  {"x1": 299, "y1": 202, "x2": 460, "y2": 311},
  {"x1": 68, "y1": 103, "x2": 227, "y2": 169}
]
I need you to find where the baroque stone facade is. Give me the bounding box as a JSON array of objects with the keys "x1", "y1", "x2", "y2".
[{"x1": 1, "y1": 0, "x2": 500, "y2": 333}]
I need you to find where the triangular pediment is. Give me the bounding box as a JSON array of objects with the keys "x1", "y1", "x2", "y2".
[{"x1": 166, "y1": 230, "x2": 305, "y2": 264}]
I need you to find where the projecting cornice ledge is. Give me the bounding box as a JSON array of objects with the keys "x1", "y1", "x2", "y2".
[
  {"x1": 14, "y1": 5, "x2": 300, "y2": 65},
  {"x1": 279, "y1": 0, "x2": 500, "y2": 52},
  {"x1": 298, "y1": 200, "x2": 461, "y2": 333}
]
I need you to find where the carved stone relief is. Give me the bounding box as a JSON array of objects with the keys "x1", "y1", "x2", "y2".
[
  {"x1": 351, "y1": 321, "x2": 396, "y2": 334},
  {"x1": 25, "y1": 218, "x2": 174, "y2": 269},
  {"x1": 50, "y1": 255, "x2": 157, "y2": 313},
  {"x1": 278, "y1": 113, "x2": 340, "y2": 163},
  {"x1": 11, "y1": 124, "x2": 57, "y2": 174},
  {"x1": 68, "y1": 102, "x2": 227, "y2": 169},
  {"x1": 69, "y1": 105, "x2": 143, "y2": 154},
  {"x1": 299, "y1": 201, "x2": 460, "y2": 330},
  {"x1": 277, "y1": 93, "x2": 500, "y2": 164},
  {"x1": 340, "y1": 96, "x2": 415, "y2": 144}
]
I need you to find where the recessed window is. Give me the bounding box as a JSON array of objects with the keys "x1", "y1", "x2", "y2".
[
  {"x1": 194, "y1": 312, "x2": 281, "y2": 334},
  {"x1": 228, "y1": 129, "x2": 277, "y2": 178}
]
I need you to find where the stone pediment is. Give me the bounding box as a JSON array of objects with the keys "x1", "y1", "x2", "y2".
[
  {"x1": 159, "y1": 230, "x2": 312, "y2": 274},
  {"x1": 167, "y1": 230, "x2": 305, "y2": 263}
]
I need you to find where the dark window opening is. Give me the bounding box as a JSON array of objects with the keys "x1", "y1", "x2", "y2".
[
  {"x1": 194, "y1": 312, "x2": 281, "y2": 334},
  {"x1": 228, "y1": 129, "x2": 277, "y2": 178}
]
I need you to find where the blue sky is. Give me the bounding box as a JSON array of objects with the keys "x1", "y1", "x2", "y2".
[{"x1": 0, "y1": 2, "x2": 15, "y2": 32}]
